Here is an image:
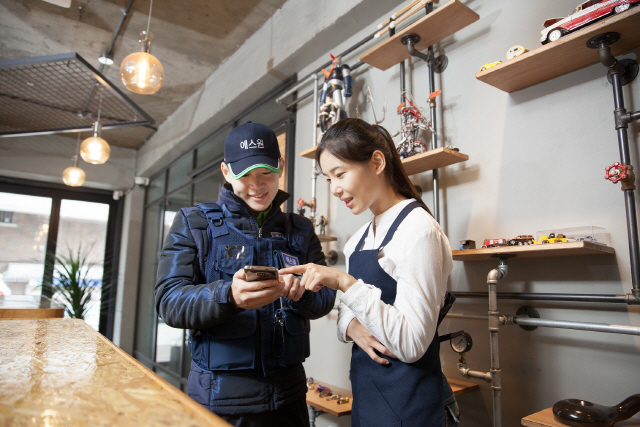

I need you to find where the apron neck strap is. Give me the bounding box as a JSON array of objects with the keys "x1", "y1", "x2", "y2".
[{"x1": 355, "y1": 200, "x2": 424, "y2": 252}]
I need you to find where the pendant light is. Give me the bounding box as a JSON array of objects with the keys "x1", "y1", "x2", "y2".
[
  {"x1": 63, "y1": 135, "x2": 86, "y2": 187},
  {"x1": 120, "y1": 0, "x2": 164, "y2": 95},
  {"x1": 80, "y1": 97, "x2": 110, "y2": 164}
]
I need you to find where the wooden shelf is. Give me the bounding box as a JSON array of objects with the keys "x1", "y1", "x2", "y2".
[
  {"x1": 402, "y1": 147, "x2": 469, "y2": 175},
  {"x1": 476, "y1": 6, "x2": 640, "y2": 93},
  {"x1": 301, "y1": 146, "x2": 468, "y2": 175},
  {"x1": 306, "y1": 381, "x2": 353, "y2": 417},
  {"x1": 522, "y1": 407, "x2": 640, "y2": 427},
  {"x1": 318, "y1": 234, "x2": 338, "y2": 242},
  {"x1": 360, "y1": 0, "x2": 480, "y2": 71},
  {"x1": 0, "y1": 295, "x2": 64, "y2": 319},
  {"x1": 448, "y1": 378, "x2": 480, "y2": 396},
  {"x1": 452, "y1": 241, "x2": 615, "y2": 261}
]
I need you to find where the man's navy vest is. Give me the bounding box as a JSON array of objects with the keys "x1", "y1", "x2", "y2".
[{"x1": 182, "y1": 202, "x2": 314, "y2": 376}]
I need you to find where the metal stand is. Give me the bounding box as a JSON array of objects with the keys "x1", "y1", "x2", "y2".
[
  {"x1": 587, "y1": 32, "x2": 640, "y2": 304},
  {"x1": 308, "y1": 405, "x2": 324, "y2": 427},
  {"x1": 399, "y1": 4, "x2": 448, "y2": 222},
  {"x1": 457, "y1": 255, "x2": 512, "y2": 427}
]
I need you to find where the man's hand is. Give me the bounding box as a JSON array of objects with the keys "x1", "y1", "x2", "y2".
[
  {"x1": 279, "y1": 264, "x2": 357, "y2": 293},
  {"x1": 230, "y1": 269, "x2": 283, "y2": 310},
  {"x1": 281, "y1": 274, "x2": 305, "y2": 301},
  {"x1": 346, "y1": 318, "x2": 397, "y2": 365}
]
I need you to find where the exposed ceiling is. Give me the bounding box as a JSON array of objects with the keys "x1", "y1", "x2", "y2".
[{"x1": 0, "y1": 0, "x2": 288, "y2": 149}]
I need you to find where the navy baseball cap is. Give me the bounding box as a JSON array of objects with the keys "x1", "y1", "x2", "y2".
[{"x1": 224, "y1": 122, "x2": 281, "y2": 179}]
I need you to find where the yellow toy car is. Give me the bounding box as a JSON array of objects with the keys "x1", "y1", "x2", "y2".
[
  {"x1": 480, "y1": 61, "x2": 502, "y2": 71},
  {"x1": 535, "y1": 233, "x2": 568, "y2": 244}
]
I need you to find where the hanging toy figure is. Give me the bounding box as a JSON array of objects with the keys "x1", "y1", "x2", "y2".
[
  {"x1": 395, "y1": 90, "x2": 441, "y2": 159},
  {"x1": 318, "y1": 54, "x2": 353, "y2": 133}
]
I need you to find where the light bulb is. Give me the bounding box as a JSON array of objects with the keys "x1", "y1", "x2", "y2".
[
  {"x1": 62, "y1": 166, "x2": 86, "y2": 187},
  {"x1": 120, "y1": 31, "x2": 164, "y2": 95},
  {"x1": 80, "y1": 121, "x2": 110, "y2": 164},
  {"x1": 80, "y1": 136, "x2": 110, "y2": 164}
]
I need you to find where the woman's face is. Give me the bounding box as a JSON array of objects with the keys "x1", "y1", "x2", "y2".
[{"x1": 320, "y1": 150, "x2": 382, "y2": 215}]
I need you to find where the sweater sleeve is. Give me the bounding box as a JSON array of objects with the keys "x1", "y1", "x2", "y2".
[
  {"x1": 154, "y1": 209, "x2": 242, "y2": 329},
  {"x1": 340, "y1": 222, "x2": 449, "y2": 363}
]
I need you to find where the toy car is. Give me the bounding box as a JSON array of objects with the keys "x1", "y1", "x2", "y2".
[
  {"x1": 506, "y1": 45, "x2": 528, "y2": 60},
  {"x1": 541, "y1": 0, "x2": 640, "y2": 44},
  {"x1": 508, "y1": 235, "x2": 535, "y2": 245},
  {"x1": 459, "y1": 239, "x2": 476, "y2": 250},
  {"x1": 536, "y1": 233, "x2": 568, "y2": 244},
  {"x1": 481, "y1": 238, "x2": 508, "y2": 248},
  {"x1": 480, "y1": 61, "x2": 502, "y2": 71}
]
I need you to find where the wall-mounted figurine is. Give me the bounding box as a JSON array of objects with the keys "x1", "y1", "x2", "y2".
[
  {"x1": 394, "y1": 90, "x2": 440, "y2": 159},
  {"x1": 318, "y1": 54, "x2": 352, "y2": 133}
]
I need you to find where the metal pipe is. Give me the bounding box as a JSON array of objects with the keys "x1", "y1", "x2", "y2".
[
  {"x1": 452, "y1": 291, "x2": 628, "y2": 304},
  {"x1": 631, "y1": 110, "x2": 640, "y2": 121},
  {"x1": 487, "y1": 260, "x2": 506, "y2": 427},
  {"x1": 275, "y1": 31, "x2": 377, "y2": 104},
  {"x1": 400, "y1": 60, "x2": 406, "y2": 101},
  {"x1": 512, "y1": 316, "x2": 640, "y2": 336},
  {"x1": 310, "y1": 74, "x2": 319, "y2": 226},
  {"x1": 446, "y1": 313, "x2": 489, "y2": 321}
]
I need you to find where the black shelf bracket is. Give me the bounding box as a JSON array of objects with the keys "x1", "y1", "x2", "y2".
[{"x1": 400, "y1": 33, "x2": 448, "y2": 73}]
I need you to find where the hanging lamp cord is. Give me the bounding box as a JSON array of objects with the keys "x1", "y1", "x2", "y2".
[{"x1": 146, "y1": 0, "x2": 153, "y2": 35}]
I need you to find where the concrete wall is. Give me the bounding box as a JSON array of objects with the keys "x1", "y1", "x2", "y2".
[{"x1": 289, "y1": 1, "x2": 640, "y2": 426}]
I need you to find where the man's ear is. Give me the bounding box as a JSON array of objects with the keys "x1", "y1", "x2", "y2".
[
  {"x1": 278, "y1": 158, "x2": 285, "y2": 177},
  {"x1": 371, "y1": 150, "x2": 386, "y2": 175},
  {"x1": 221, "y1": 162, "x2": 232, "y2": 183}
]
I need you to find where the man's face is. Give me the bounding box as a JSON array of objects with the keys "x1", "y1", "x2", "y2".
[{"x1": 221, "y1": 160, "x2": 283, "y2": 212}]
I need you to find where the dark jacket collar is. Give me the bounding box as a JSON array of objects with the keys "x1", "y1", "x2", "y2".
[{"x1": 219, "y1": 183, "x2": 290, "y2": 219}]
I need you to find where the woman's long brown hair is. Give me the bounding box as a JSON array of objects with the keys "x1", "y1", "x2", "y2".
[{"x1": 316, "y1": 118, "x2": 432, "y2": 216}]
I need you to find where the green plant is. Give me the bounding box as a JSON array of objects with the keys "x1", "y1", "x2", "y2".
[{"x1": 46, "y1": 244, "x2": 102, "y2": 319}]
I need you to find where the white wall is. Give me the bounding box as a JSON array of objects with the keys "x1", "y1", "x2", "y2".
[{"x1": 294, "y1": 1, "x2": 640, "y2": 426}]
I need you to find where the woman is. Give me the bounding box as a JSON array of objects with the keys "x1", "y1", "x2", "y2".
[{"x1": 281, "y1": 118, "x2": 456, "y2": 426}]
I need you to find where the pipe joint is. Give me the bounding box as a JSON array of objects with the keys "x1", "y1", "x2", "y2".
[
  {"x1": 615, "y1": 108, "x2": 631, "y2": 130},
  {"x1": 457, "y1": 363, "x2": 493, "y2": 383},
  {"x1": 627, "y1": 291, "x2": 640, "y2": 305}
]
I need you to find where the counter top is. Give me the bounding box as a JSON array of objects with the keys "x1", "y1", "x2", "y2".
[{"x1": 0, "y1": 318, "x2": 230, "y2": 426}]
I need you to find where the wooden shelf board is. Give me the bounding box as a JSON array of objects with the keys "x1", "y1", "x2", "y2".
[
  {"x1": 402, "y1": 147, "x2": 469, "y2": 175},
  {"x1": 452, "y1": 241, "x2": 615, "y2": 261},
  {"x1": 300, "y1": 145, "x2": 317, "y2": 159},
  {"x1": 318, "y1": 234, "x2": 338, "y2": 242},
  {"x1": 360, "y1": 0, "x2": 480, "y2": 71},
  {"x1": 476, "y1": 6, "x2": 640, "y2": 93},
  {"x1": 306, "y1": 381, "x2": 353, "y2": 417},
  {"x1": 522, "y1": 408, "x2": 640, "y2": 427},
  {"x1": 301, "y1": 146, "x2": 468, "y2": 174},
  {"x1": 447, "y1": 378, "x2": 480, "y2": 396}
]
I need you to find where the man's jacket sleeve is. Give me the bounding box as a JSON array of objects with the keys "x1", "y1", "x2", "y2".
[
  {"x1": 154, "y1": 209, "x2": 242, "y2": 329},
  {"x1": 286, "y1": 231, "x2": 337, "y2": 319}
]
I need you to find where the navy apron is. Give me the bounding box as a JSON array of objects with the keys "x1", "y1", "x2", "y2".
[{"x1": 348, "y1": 201, "x2": 444, "y2": 427}]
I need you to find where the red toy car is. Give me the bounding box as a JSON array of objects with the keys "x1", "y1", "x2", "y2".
[
  {"x1": 540, "y1": 0, "x2": 639, "y2": 44},
  {"x1": 481, "y1": 238, "x2": 508, "y2": 248},
  {"x1": 508, "y1": 235, "x2": 535, "y2": 246}
]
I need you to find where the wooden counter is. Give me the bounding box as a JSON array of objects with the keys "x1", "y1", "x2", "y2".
[
  {"x1": 522, "y1": 407, "x2": 640, "y2": 426},
  {"x1": 0, "y1": 295, "x2": 65, "y2": 319},
  {"x1": 0, "y1": 318, "x2": 230, "y2": 427}
]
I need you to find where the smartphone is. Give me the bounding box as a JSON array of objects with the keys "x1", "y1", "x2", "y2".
[{"x1": 244, "y1": 265, "x2": 279, "y2": 282}]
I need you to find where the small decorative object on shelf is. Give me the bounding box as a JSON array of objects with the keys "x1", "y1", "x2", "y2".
[
  {"x1": 337, "y1": 397, "x2": 350, "y2": 405},
  {"x1": 540, "y1": 0, "x2": 640, "y2": 44},
  {"x1": 318, "y1": 54, "x2": 352, "y2": 133},
  {"x1": 480, "y1": 61, "x2": 502, "y2": 71},
  {"x1": 506, "y1": 45, "x2": 528, "y2": 60},
  {"x1": 552, "y1": 394, "x2": 640, "y2": 427},
  {"x1": 535, "y1": 233, "x2": 568, "y2": 244},
  {"x1": 508, "y1": 235, "x2": 535, "y2": 246},
  {"x1": 306, "y1": 377, "x2": 315, "y2": 390},
  {"x1": 394, "y1": 90, "x2": 440, "y2": 159},
  {"x1": 445, "y1": 145, "x2": 459, "y2": 152},
  {"x1": 481, "y1": 238, "x2": 508, "y2": 248},
  {"x1": 459, "y1": 239, "x2": 476, "y2": 250}
]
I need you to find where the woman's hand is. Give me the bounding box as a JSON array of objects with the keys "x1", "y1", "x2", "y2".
[
  {"x1": 280, "y1": 274, "x2": 305, "y2": 301},
  {"x1": 279, "y1": 264, "x2": 357, "y2": 293},
  {"x1": 347, "y1": 318, "x2": 397, "y2": 365}
]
